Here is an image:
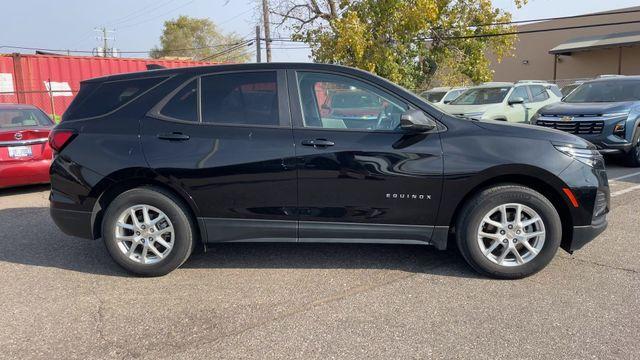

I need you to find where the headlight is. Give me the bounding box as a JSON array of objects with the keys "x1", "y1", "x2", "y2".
[
  {"x1": 602, "y1": 111, "x2": 629, "y2": 118},
  {"x1": 463, "y1": 111, "x2": 485, "y2": 120},
  {"x1": 554, "y1": 145, "x2": 602, "y2": 167},
  {"x1": 613, "y1": 120, "x2": 626, "y2": 137}
]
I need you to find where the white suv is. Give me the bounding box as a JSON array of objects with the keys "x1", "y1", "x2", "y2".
[
  {"x1": 420, "y1": 87, "x2": 467, "y2": 108},
  {"x1": 439, "y1": 81, "x2": 562, "y2": 123}
]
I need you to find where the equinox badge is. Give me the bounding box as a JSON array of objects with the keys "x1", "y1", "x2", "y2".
[{"x1": 386, "y1": 193, "x2": 431, "y2": 200}]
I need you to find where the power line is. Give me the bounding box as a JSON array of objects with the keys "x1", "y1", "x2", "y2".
[
  {"x1": 199, "y1": 40, "x2": 254, "y2": 61},
  {"x1": 463, "y1": 8, "x2": 640, "y2": 28},
  {"x1": 118, "y1": 0, "x2": 197, "y2": 30},
  {"x1": 107, "y1": 0, "x2": 179, "y2": 27}
]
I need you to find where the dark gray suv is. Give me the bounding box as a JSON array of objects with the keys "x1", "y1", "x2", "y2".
[{"x1": 534, "y1": 76, "x2": 640, "y2": 166}]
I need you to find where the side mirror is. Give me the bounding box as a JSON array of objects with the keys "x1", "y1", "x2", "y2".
[
  {"x1": 400, "y1": 109, "x2": 437, "y2": 132},
  {"x1": 508, "y1": 97, "x2": 525, "y2": 105},
  {"x1": 443, "y1": 100, "x2": 452, "y2": 104}
]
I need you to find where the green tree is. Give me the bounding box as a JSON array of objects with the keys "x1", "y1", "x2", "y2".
[
  {"x1": 271, "y1": 0, "x2": 526, "y2": 89},
  {"x1": 150, "y1": 15, "x2": 250, "y2": 62}
]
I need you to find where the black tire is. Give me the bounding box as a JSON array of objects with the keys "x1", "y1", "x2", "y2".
[
  {"x1": 102, "y1": 186, "x2": 195, "y2": 276},
  {"x1": 455, "y1": 185, "x2": 561, "y2": 279},
  {"x1": 623, "y1": 130, "x2": 640, "y2": 167}
]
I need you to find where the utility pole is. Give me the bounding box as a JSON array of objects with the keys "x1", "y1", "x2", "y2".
[
  {"x1": 94, "y1": 27, "x2": 116, "y2": 57},
  {"x1": 256, "y1": 25, "x2": 262, "y2": 63},
  {"x1": 261, "y1": 0, "x2": 272, "y2": 62}
]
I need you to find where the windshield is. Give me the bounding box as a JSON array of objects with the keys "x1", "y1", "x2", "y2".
[
  {"x1": 0, "y1": 108, "x2": 53, "y2": 128},
  {"x1": 423, "y1": 91, "x2": 446, "y2": 103},
  {"x1": 564, "y1": 80, "x2": 640, "y2": 103},
  {"x1": 442, "y1": 90, "x2": 463, "y2": 102},
  {"x1": 451, "y1": 87, "x2": 511, "y2": 105}
]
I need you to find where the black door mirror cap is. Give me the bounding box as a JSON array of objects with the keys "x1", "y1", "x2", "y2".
[
  {"x1": 400, "y1": 109, "x2": 437, "y2": 132},
  {"x1": 508, "y1": 97, "x2": 525, "y2": 105}
]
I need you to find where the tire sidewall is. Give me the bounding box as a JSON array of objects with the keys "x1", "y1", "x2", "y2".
[
  {"x1": 102, "y1": 188, "x2": 194, "y2": 276},
  {"x1": 460, "y1": 187, "x2": 561, "y2": 278}
]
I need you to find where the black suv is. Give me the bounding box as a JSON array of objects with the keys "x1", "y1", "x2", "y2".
[
  {"x1": 49, "y1": 63, "x2": 609, "y2": 278},
  {"x1": 534, "y1": 76, "x2": 640, "y2": 166}
]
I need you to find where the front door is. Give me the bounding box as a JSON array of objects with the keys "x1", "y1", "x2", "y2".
[
  {"x1": 140, "y1": 70, "x2": 298, "y2": 242},
  {"x1": 288, "y1": 70, "x2": 443, "y2": 243}
]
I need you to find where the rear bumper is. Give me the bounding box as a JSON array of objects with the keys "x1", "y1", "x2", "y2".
[
  {"x1": 567, "y1": 217, "x2": 608, "y2": 252},
  {"x1": 0, "y1": 159, "x2": 51, "y2": 188},
  {"x1": 50, "y1": 206, "x2": 94, "y2": 239}
]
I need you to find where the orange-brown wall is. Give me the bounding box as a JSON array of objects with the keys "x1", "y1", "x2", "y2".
[{"x1": 489, "y1": 6, "x2": 640, "y2": 82}]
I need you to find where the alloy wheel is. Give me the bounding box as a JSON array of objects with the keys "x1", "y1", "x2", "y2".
[
  {"x1": 476, "y1": 203, "x2": 546, "y2": 267},
  {"x1": 114, "y1": 204, "x2": 175, "y2": 264}
]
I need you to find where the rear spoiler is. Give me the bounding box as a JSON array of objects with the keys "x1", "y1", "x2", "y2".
[{"x1": 146, "y1": 64, "x2": 167, "y2": 70}]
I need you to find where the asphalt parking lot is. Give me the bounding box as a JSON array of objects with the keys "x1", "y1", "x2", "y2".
[{"x1": 1, "y1": 162, "x2": 639, "y2": 360}]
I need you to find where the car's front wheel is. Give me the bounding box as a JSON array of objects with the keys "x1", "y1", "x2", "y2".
[
  {"x1": 456, "y1": 185, "x2": 561, "y2": 279},
  {"x1": 102, "y1": 187, "x2": 195, "y2": 276}
]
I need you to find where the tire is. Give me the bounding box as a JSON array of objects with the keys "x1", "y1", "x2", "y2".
[
  {"x1": 623, "y1": 130, "x2": 640, "y2": 167},
  {"x1": 102, "y1": 186, "x2": 195, "y2": 276},
  {"x1": 455, "y1": 185, "x2": 561, "y2": 279}
]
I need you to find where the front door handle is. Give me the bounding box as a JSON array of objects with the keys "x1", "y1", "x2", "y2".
[
  {"x1": 158, "y1": 132, "x2": 190, "y2": 141},
  {"x1": 301, "y1": 139, "x2": 335, "y2": 147}
]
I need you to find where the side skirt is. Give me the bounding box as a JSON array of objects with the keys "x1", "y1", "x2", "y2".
[{"x1": 199, "y1": 217, "x2": 449, "y2": 250}]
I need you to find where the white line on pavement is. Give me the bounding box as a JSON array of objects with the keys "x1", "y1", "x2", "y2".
[
  {"x1": 611, "y1": 183, "x2": 640, "y2": 197},
  {"x1": 609, "y1": 171, "x2": 640, "y2": 182}
]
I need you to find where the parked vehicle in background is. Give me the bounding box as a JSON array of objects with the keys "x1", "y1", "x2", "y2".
[
  {"x1": 439, "y1": 81, "x2": 561, "y2": 123},
  {"x1": 0, "y1": 104, "x2": 54, "y2": 188},
  {"x1": 419, "y1": 87, "x2": 467, "y2": 107},
  {"x1": 49, "y1": 63, "x2": 608, "y2": 279},
  {"x1": 534, "y1": 76, "x2": 640, "y2": 166}
]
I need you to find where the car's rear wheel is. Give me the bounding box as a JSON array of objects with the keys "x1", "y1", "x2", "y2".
[
  {"x1": 456, "y1": 185, "x2": 561, "y2": 279},
  {"x1": 102, "y1": 187, "x2": 195, "y2": 276}
]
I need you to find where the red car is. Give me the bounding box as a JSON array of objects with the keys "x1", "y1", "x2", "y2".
[{"x1": 0, "y1": 104, "x2": 55, "y2": 189}]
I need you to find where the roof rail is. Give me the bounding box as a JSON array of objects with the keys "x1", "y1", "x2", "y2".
[{"x1": 516, "y1": 80, "x2": 548, "y2": 84}]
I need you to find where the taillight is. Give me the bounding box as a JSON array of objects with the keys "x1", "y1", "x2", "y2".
[{"x1": 49, "y1": 129, "x2": 76, "y2": 152}]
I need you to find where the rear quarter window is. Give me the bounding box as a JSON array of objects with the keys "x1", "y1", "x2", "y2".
[{"x1": 64, "y1": 76, "x2": 167, "y2": 120}]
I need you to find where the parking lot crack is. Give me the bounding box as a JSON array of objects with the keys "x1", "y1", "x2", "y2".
[{"x1": 559, "y1": 255, "x2": 639, "y2": 275}]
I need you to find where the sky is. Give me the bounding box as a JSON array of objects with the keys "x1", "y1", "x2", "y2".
[{"x1": 1, "y1": 0, "x2": 639, "y2": 63}]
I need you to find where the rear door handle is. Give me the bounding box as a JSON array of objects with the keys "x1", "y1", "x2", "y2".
[
  {"x1": 158, "y1": 132, "x2": 190, "y2": 141},
  {"x1": 301, "y1": 139, "x2": 335, "y2": 147}
]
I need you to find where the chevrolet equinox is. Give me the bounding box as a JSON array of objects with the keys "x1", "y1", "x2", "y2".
[{"x1": 49, "y1": 63, "x2": 609, "y2": 278}]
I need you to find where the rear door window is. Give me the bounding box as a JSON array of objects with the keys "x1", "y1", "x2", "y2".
[
  {"x1": 67, "y1": 77, "x2": 166, "y2": 119},
  {"x1": 159, "y1": 79, "x2": 198, "y2": 122},
  {"x1": 200, "y1": 72, "x2": 280, "y2": 126}
]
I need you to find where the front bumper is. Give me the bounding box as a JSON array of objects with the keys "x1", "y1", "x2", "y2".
[{"x1": 567, "y1": 217, "x2": 608, "y2": 252}]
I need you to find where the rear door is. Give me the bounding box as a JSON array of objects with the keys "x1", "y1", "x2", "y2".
[
  {"x1": 288, "y1": 70, "x2": 443, "y2": 243},
  {"x1": 140, "y1": 70, "x2": 298, "y2": 242}
]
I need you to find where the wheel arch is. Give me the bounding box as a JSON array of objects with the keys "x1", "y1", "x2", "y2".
[
  {"x1": 90, "y1": 170, "x2": 204, "y2": 246},
  {"x1": 445, "y1": 173, "x2": 574, "y2": 253}
]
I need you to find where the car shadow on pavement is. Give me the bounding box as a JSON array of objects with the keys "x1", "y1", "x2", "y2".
[{"x1": 0, "y1": 207, "x2": 480, "y2": 279}]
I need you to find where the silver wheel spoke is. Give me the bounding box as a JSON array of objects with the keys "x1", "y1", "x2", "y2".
[
  {"x1": 140, "y1": 246, "x2": 148, "y2": 263},
  {"x1": 484, "y1": 240, "x2": 501, "y2": 255},
  {"x1": 513, "y1": 249, "x2": 525, "y2": 264},
  {"x1": 479, "y1": 231, "x2": 501, "y2": 240},
  {"x1": 142, "y1": 206, "x2": 151, "y2": 224},
  {"x1": 521, "y1": 216, "x2": 541, "y2": 228},
  {"x1": 151, "y1": 214, "x2": 166, "y2": 226},
  {"x1": 116, "y1": 235, "x2": 134, "y2": 242},
  {"x1": 157, "y1": 226, "x2": 173, "y2": 236},
  {"x1": 117, "y1": 222, "x2": 134, "y2": 231},
  {"x1": 155, "y1": 237, "x2": 172, "y2": 250},
  {"x1": 148, "y1": 243, "x2": 164, "y2": 258},
  {"x1": 515, "y1": 204, "x2": 523, "y2": 223},
  {"x1": 496, "y1": 246, "x2": 510, "y2": 265},
  {"x1": 525, "y1": 231, "x2": 545, "y2": 239},
  {"x1": 521, "y1": 240, "x2": 539, "y2": 255},
  {"x1": 130, "y1": 208, "x2": 141, "y2": 228},
  {"x1": 499, "y1": 205, "x2": 508, "y2": 225},
  {"x1": 127, "y1": 243, "x2": 138, "y2": 257},
  {"x1": 484, "y1": 218, "x2": 502, "y2": 229}
]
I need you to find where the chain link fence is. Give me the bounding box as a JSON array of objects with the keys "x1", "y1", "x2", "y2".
[{"x1": 0, "y1": 89, "x2": 78, "y2": 122}]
